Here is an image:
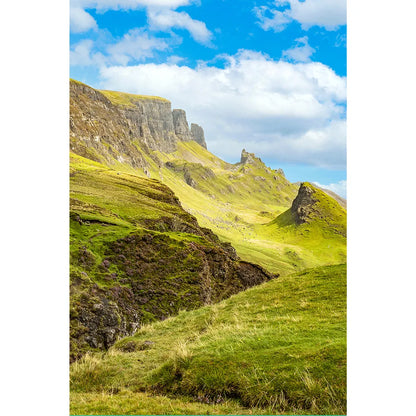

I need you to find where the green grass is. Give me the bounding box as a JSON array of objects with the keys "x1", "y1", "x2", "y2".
[
  {"x1": 70, "y1": 264, "x2": 346, "y2": 415},
  {"x1": 70, "y1": 390, "x2": 275, "y2": 415},
  {"x1": 100, "y1": 89, "x2": 170, "y2": 107}
]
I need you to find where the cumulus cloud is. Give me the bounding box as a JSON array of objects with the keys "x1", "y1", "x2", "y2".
[
  {"x1": 71, "y1": 30, "x2": 172, "y2": 67},
  {"x1": 72, "y1": 0, "x2": 194, "y2": 12},
  {"x1": 255, "y1": 0, "x2": 346, "y2": 32},
  {"x1": 107, "y1": 29, "x2": 171, "y2": 65},
  {"x1": 147, "y1": 9, "x2": 213, "y2": 45},
  {"x1": 99, "y1": 50, "x2": 346, "y2": 169},
  {"x1": 253, "y1": 6, "x2": 291, "y2": 33},
  {"x1": 282, "y1": 36, "x2": 315, "y2": 62},
  {"x1": 70, "y1": 39, "x2": 106, "y2": 66},
  {"x1": 70, "y1": 7, "x2": 97, "y2": 33},
  {"x1": 313, "y1": 180, "x2": 347, "y2": 199}
]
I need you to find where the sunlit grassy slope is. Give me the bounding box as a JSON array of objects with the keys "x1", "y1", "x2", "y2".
[
  {"x1": 116, "y1": 139, "x2": 346, "y2": 275},
  {"x1": 70, "y1": 263, "x2": 346, "y2": 415},
  {"x1": 70, "y1": 153, "x2": 277, "y2": 360}
]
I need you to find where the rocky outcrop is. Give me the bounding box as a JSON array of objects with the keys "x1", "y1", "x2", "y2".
[
  {"x1": 191, "y1": 123, "x2": 207, "y2": 149},
  {"x1": 240, "y1": 149, "x2": 265, "y2": 165},
  {"x1": 291, "y1": 183, "x2": 317, "y2": 224},
  {"x1": 172, "y1": 109, "x2": 192, "y2": 142},
  {"x1": 165, "y1": 160, "x2": 216, "y2": 189},
  {"x1": 240, "y1": 149, "x2": 254, "y2": 164}
]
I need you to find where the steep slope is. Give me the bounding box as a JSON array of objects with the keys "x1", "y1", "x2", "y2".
[
  {"x1": 71, "y1": 264, "x2": 346, "y2": 415},
  {"x1": 70, "y1": 154, "x2": 277, "y2": 361},
  {"x1": 313, "y1": 184, "x2": 347, "y2": 209}
]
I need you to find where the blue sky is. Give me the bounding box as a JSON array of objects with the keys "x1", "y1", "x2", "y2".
[{"x1": 70, "y1": 0, "x2": 347, "y2": 197}]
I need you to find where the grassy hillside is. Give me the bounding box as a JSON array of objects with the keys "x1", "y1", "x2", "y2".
[
  {"x1": 70, "y1": 263, "x2": 346, "y2": 415},
  {"x1": 70, "y1": 153, "x2": 276, "y2": 360},
  {"x1": 257, "y1": 182, "x2": 347, "y2": 272}
]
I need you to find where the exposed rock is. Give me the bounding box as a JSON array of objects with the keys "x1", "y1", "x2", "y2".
[
  {"x1": 70, "y1": 279, "x2": 141, "y2": 361},
  {"x1": 70, "y1": 229, "x2": 278, "y2": 361},
  {"x1": 277, "y1": 168, "x2": 285, "y2": 177},
  {"x1": 184, "y1": 169, "x2": 198, "y2": 188},
  {"x1": 291, "y1": 183, "x2": 317, "y2": 224},
  {"x1": 164, "y1": 160, "x2": 215, "y2": 187},
  {"x1": 191, "y1": 123, "x2": 207, "y2": 149},
  {"x1": 70, "y1": 81, "x2": 150, "y2": 167},
  {"x1": 240, "y1": 149, "x2": 264, "y2": 166},
  {"x1": 172, "y1": 109, "x2": 192, "y2": 142},
  {"x1": 122, "y1": 99, "x2": 178, "y2": 152},
  {"x1": 240, "y1": 149, "x2": 254, "y2": 164},
  {"x1": 70, "y1": 81, "x2": 212, "y2": 165}
]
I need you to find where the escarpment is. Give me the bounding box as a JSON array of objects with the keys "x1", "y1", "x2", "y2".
[{"x1": 70, "y1": 80, "x2": 206, "y2": 168}]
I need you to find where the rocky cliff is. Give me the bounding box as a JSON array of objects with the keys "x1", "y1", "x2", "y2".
[
  {"x1": 70, "y1": 80, "x2": 206, "y2": 169},
  {"x1": 172, "y1": 109, "x2": 192, "y2": 142},
  {"x1": 191, "y1": 123, "x2": 207, "y2": 149}
]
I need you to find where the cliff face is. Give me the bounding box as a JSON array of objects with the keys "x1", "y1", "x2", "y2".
[
  {"x1": 70, "y1": 81, "x2": 149, "y2": 169},
  {"x1": 191, "y1": 123, "x2": 207, "y2": 149},
  {"x1": 70, "y1": 80, "x2": 206, "y2": 168},
  {"x1": 122, "y1": 99, "x2": 178, "y2": 153},
  {"x1": 172, "y1": 109, "x2": 192, "y2": 142}
]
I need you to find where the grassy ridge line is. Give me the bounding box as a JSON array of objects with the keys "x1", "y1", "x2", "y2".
[
  {"x1": 100, "y1": 89, "x2": 171, "y2": 107},
  {"x1": 70, "y1": 264, "x2": 346, "y2": 415}
]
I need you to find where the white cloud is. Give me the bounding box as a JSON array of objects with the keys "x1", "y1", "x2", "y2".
[
  {"x1": 70, "y1": 7, "x2": 97, "y2": 33},
  {"x1": 253, "y1": 6, "x2": 291, "y2": 33},
  {"x1": 70, "y1": 39, "x2": 106, "y2": 66},
  {"x1": 71, "y1": 30, "x2": 172, "y2": 67},
  {"x1": 107, "y1": 29, "x2": 170, "y2": 65},
  {"x1": 166, "y1": 55, "x2": 186, "y2": 65},
  {"x1": 255, "y1": 0, "x2": 346, "y2": 32},
  {"x1": 282, "y1": 36, "x2": 315, "y2": 62},
  {"x1": 72, "y1": 0, "x2": 194, "y2": 11},
  {"x1": 289, "y1": 0, "x2": 346, "y2": 30},
  {"x1": 99, "y1": 50, "x2": 346, "y2": 169},
  {"x1": 313, "y1": 180, "x2": 347, "y2": 199},
  {"x1": 147, "y1": 9, "x2": 213, "y2": 45}
]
